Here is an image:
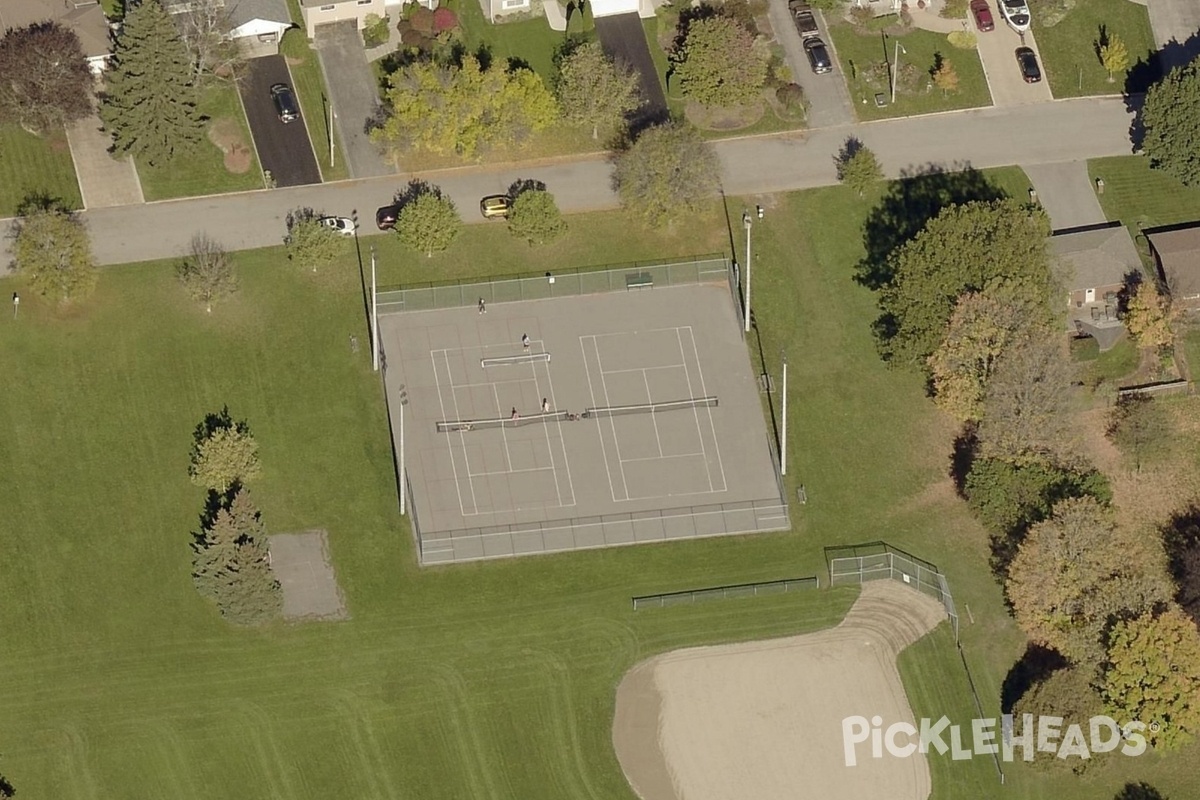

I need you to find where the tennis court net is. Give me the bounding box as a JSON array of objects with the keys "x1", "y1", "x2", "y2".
[
  {"x1": 436, "y1": 410, "x2": 570, "y2": 432},
  {"x1": 583, "y1": 397, "x2": 718, "y2": 419}
]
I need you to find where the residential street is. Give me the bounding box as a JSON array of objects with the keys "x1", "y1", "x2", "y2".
[{"x1": 1, "y1": 96, "x2": 1135, "y2": 268}]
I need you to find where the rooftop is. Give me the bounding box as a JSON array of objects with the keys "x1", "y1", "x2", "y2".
[
  {"x1": 1146, "y1": 223, "x2": 1200, "y2": 299},
  {"x1": 1050, "y1": 223, "x2": 1141, "y2": 292},
  {"x1": 0, "y1": 0, "x2": 112, "y2": 59}
]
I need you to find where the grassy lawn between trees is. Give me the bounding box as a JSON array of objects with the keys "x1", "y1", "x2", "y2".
[
  {"x1": 1032, "y1": 0, "x2": 1156, "y2": 99},
  {"x1": 4, "y1": 183, "x2": 1200, "y2": 797},
  {"x1": 0, "y1": 124, "x2": 83, "y2": 216},
  {"x1": 1089, "y1": 156, "x2": 1200, "y2": 246}
]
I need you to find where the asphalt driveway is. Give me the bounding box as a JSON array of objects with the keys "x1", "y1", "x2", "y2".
[
  {"x1": 595, "y1": 13, "x2": 669, "y2": 130},
  {"x1": 314, "y1": 21, "x2": 393, "y2": 179},
  {"x1": 239, "y1": 56, "x2": 322, "y2": 188},
  {"x1": 765, "y1": 1, "x2": 854, "y2": 127}
]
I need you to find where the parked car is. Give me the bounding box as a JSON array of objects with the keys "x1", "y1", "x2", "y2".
[
  {"x1": 998, "y1": 0, "x2": 1031, "y2": 32},
  {"x1": 480, "y1": 195, "x2": 512, "y2": 219},
  {"x1": 270, "y1": 83, "x2": 299, "y2": 124},
  {"x1": 794, "y1": 9, "x2": 820, "y2": 38},
  {"x1": 787, "y1": 0, "x2": 810, "y2": 11},
  {"x1": 376, "y1": 205, "x2": 400, "y2": 230},
  {"x1": 969, "y1": 0, "x2": 995, "y2": 32},
  {"x1": 804, "y1": 37, "x2": 833, "y2": 75},
  {"x1": 318, "y1": 216, "x2": 357, "y2": 236},
  {"x1": 1015, "y1": 46, "x2": 1042, "y2": 83}
]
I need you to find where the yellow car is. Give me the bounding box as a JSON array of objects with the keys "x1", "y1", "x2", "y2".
[{"x1": 479, "y1": 195, "x2": 512, "y2": 219}]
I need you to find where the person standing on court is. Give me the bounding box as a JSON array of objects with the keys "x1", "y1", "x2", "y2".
[
  {"x1": 522, "y1": 333, "x2": 530, "y2": 350},
  {"x1": 478, "y1": 297, "x2": 486, "y2": 314},
  {"x1": 542, "y1": 398, "x2": 550, "y2": 413},
  {"x1": 511, "y1": 407, "x2": 520, "y2": 420}
]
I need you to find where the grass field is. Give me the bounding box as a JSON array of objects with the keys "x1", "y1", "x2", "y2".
[
  {"x1": 282, "y1": 3, "x2": 351, "y2": 183},
  {"x1": 1032, "y1": 0, "x2": 1156, "y2": 98},
  {"x1": 5, "y1": 178, "x2": 1200, "y2": 798},
  {"x1": 1090, "y1": 156, "x2": 1200, "y2": 237},
  {"x1": 826, "y1": 21, "x2": 991, "y2": 121},
  {"x1": 136, "y1": 83, "x2": 264, "y2": 202},
  {"x1": 456, "y1": 0, "x2": 569, "y2": 83},
  {"x1": 0, "y1": 124, "x2": 83, "y2": 216}
]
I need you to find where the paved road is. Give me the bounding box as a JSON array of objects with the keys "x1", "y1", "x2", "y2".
[
  {"x1": 239, "y1": 56, "x2": 322, "y2": 188},
  {"x1": 0, "y1": 96, "x2": 1135, "y2": 268}
]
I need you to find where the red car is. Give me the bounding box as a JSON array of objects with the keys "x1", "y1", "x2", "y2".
[{"x1": 970, "y1": 0, "x2": 995, "y2": 32}]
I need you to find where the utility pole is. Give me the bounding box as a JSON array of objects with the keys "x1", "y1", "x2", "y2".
[
  {"x1": 891, "y1": 41, "x2": 907, "y2": 104},
  {"x1": 742, "y1": 206, "x2": 763, "y2": 333},
  {"x1": 398, "y1": 386, "x2": 408, "y2": 515},
  {"x1": 371, "y1": 246, "x2": 379, "y2": 372},
  {"x1": 329, "y1": 101, "x2": 336, "y2": 169},
  {"x1": 781, "y1": 353, "x2": 788, "y2": 476}
]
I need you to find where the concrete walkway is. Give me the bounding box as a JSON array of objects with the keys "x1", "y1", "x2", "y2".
[
  {"x1": 64, "y1": 110, "x2": 143, "y2": 209},
  {"x1": 1022, "y1": 161, "x2": 1106, "y2": 231}
]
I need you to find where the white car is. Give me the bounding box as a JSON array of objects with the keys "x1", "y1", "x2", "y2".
[
  {"x1": 318, "y1": 216, "x2": 357, "y2": 236},
  {"x1": 998, "y1": 0, "x2": 1031, "y2": 32}
]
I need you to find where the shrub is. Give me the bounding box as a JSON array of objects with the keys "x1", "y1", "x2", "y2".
[
  {"x1": 400, "y1": 27, "x2": 429, "y2": 47},
  {"x1": 940, "y1": 0, "x2": 968, "y2": 17},
  {"x1": 947, "y1": 30, "x2": 977, "y2": 49},
  {"x1": 362, "y1": 13, "x2": 391, "y2": 47},
  {"x1": 775, "y1": 82, "x2": 806, "y2": 110},
  {"x1": 433, "y1": 6, "x2": 459, "y2": 31},
  {"x1": 410, "y1": 6, "x2": 436, "y2": 35},
  {"x1": 850, "y1": 5, "x2": 874, "y2": 26}
]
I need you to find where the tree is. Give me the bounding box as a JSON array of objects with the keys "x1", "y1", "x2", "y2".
[
  {"x1": 284, "y1": 209, "x2": 346, "y2": 272},
  {"x1": 555, "y1": 41, "x2": 642, "y2": 140},
  {"x1": 372, "y1": 56, "x2": 558, "y2": 160},
  {"x1": 1107, "y1": 392, "x2": 1172, "y2": 471},
  {"x1": 1124, "y1": 278, "x2": 1174, "y2": 349},
  {"x1": 191, "y1": 487, "x2": 282, "y2": 626},
  {"x1": 876, "y1": 199, "x2": 1054, "y2": 368},
  {"x1": 10, "y1": 207, "x2": 97, "y2": 304},
  {"x1": 928, "y1": 282, "x2": 1046, "y2": 422},
  {"x1": 1013, "y1": 663, "x2": 1110, "y2": 773},
  {"x1": 1141, "y1": 58, "x2": 1200, "y2": 186},
  {"x1": 1100, "y1": 34, "x2": 1130, "y2": 83},
  {"x1": 99, "y1": 0, "x2": 204, "y2": 166},
  {"x1": 932, "y1": 57, "x2": 960, "y2": 95},
  {"x1": 507, "y1": 188, "x2": 567, "y2": 245},
  {"x1": 177, "y1": 232, "x2": 236, "y2": 312},
  {"x1": 614, "y1": 122, "x2": 720, "y2": 228},
  {"x1": 397, "y1": 189, "x2": 461, "y2": 257},
  {"x1": 836, "y1": 138, "x2": 884, "y2": 197},
  {"x1": 976, "y1": 331, "x2": 1077, "y2": 467},
  {"x1": 965, "y1": 457, "x2": 1111, "y2": 540},
  {"x1": 671, "y1": 16, "x2": 769, "y2": 107},
  {"x1": 1114, "y1": 784, "x2": 1168, "y2": 800},
  {"x1": 174, "y1": 0, "x2": 244, "y2": 82},
  {"x1": 1006, "y1": 496, "x2": 1174, "y2": 665},
  {"x1": 189, "y1": 408, "x2": 261, "y2": 493},
  {"x1": 1104, "y1": 607, "x2": 1200, "y2": 750},
  {"x1": 0, "y1": 22, "x2": 93, "y2": 134}
]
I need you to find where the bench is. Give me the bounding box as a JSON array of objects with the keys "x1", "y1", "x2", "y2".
[{"x1": 625, "y1": 272, "x2": 654, "y2": 290}]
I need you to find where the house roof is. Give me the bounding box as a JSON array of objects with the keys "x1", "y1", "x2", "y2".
[
  {"x1": 300, "y1": 0, "x2": 356, "y2": 7},
  {"x1": 0, "y1": 0, "x2": 112, "y2": 59},
  {"x1": 1050, "y1": 223, "x2": 1140, "y2": 293},
  {"x1": 1146, "y1": 223, "x2": 1200, "y2": 298},
  {"x1": 228, "y1": 0, "x2": 291, "y2": 27}
]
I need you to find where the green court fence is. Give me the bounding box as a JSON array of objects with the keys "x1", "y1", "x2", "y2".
[
  {"x1": 377, "y1": 254, "x2": 731, "y2": 314},
  {"x1": 632, "y1": 576, "x2": 819, "y2": 610}
]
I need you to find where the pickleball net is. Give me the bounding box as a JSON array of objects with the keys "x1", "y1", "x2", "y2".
[
  {"x1": 436, "y1": 410, "x2": 570, "y2": 432},
  {"x1": 583, "y1": 396, "x2": 718, "y2": 418}
]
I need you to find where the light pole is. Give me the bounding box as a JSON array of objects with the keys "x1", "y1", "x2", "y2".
[
  {"x1": 891, "y1": 41, "x2": 907, "y2": 104},
  {"x1": 329, "y1": 101, "x2": 336, "y2": 169},
  {"x1": 781, "y1": 353, "x2": 788, "y2": 476},
  {"x1": 371, "y1": 245, "x2": 379, "y2": 372},
  {"x1": 398, "y1": 384, "x2": 408, "y2": 515},
  {"x1": 742, "y1": 206, "x2": 763, "y2": 333}
]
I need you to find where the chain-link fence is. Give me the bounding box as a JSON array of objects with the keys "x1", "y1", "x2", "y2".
[
  {"x1": 632, "y1": 576, "x2": 819, "y2": 610},
  {"x1": 825, "y1": 542, "x2": 959, "y2": 641}
]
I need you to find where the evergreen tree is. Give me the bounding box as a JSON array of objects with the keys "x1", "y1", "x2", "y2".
[
  {"x1": 1141, "y1": 57, "x2": 1200, "y2": 186},
  {"x1": 192, "y1": 488, "x2": 282, "y2": 626},
  {"x1": 100, "y1": 0, "x2": 203, "y2": 166}
]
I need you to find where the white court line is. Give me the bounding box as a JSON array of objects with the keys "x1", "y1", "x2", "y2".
[
  {"x1": 592, "y1": 338, "x2": 631, "y2": 501},
  {"x1": 600, "y1": 364, "x2": 687, "y2": 376},
  {"x1": 444, "y1": 349, "x2": 484, "y2": 510},
  {"x1": 580, "y1": 335, "x2": 622, "y2": 503},
  {"x1": 491, "y1": 383, "x2": 514, "y2": 471},
  {"x1": 533, "y1": 356, "x2": 577, "y2": 508},
  {"x1": 431, "y1": 348, "x2": 475, "y2": 516},
  {"x1": 455, "y1": 377, "x2": 536, "y2": 390},
  {"x1": 469, "y1": 465, "x2": 557, "y2": 477},
  {"x1": 642, "y1": 369, "x2": 664, "y2": 458},
  {"x1": 680, "y1": 327, "x2": 728, "y2": 492},
  {"x1": 621, "y1": 452, "x2": 706, "y2": 463}
]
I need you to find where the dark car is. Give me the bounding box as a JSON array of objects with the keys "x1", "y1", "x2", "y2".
[
  {"x1": 376, "y1": 205, "x2": 400, "y2": 230},
  {"x1": 1015, "y1": 47, "x2": 1041, "y2": 83},
  {"x1": 804, "y1": 37, "x2": 833, "y2": 75},
  {"x1": 794, "y1": 9, "x2": 819, "y2": 38},
  {"x1": 969, "y1": 0, "x2": 995, "y2": 32},
  {"x1": 270, "y1": 83, "x2": 300, "y2": 123}
]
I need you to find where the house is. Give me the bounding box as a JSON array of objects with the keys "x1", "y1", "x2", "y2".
[
  {"x1": 227, "y1": 0, "x2": 293, "y2": 56},
  {"x1": 0, "y1": 0, "x2": 114, "y2": 74},
  {"x1": 299, "y1": 0, "x2": 396, "y2": 39},
  {"x1": 478, "y1": 0, "x2": 650, "y2": 24},
  {"x1": 1145, "y1": 222, "x2": 1200, "y2": 310},
  {"x1": 1050, "y1": 222, "x2": 1140, "y2": 351}
]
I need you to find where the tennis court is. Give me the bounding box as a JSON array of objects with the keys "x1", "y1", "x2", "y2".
[{"x1": 379, "y1": 274, "x2": 789, "y2": 565}]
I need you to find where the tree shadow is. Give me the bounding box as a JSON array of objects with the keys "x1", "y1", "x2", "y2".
[
  {"x1": 671, "y1": 3, "x2": 720, "y2": 53},
  {"x1": 506, "y1": 56, "x2": 533, "y2": 73},
  {"x1": 948, "y1": 422, "x2": 977, "y2": 497},
  {"x1": 191, "y1": 406, "x2": 245, "y2": 447},
  {"x1": 1124, "y1": 31, "x2": 1200, "y2": 150},
  {"x1": 15, "y1": 191, "x2": 69, "y2": 217},
  {"x1": 855, "y1": 164, "x2": 1008, "y2": 290},
  {"x1": 1000, "y1": 642, "x2": 1069, "y2": 713},
  {"x1": 393, "y1": 179, "x2": 444, "y2": 207},
  {"x1": 1163, "y1": 505, "x2": 1200, "y2": 627},
  {"x1": 1094, "y1": 23, "x2": 1109, "y2": 65},
  {"x1": 507, "y1": 178, "x2": 546, "y2": 197},
  {"x1": 1114, "y1": 783, "x2": 1168, "y2": 800},
  {"x1": 834, "y1": 135, "x2": 865, "y2": 179}
]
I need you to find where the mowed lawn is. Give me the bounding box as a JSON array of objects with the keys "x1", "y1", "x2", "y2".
[
  {"x1": 0, "y1": 124, "x2": 83, "y2": 216},
  {"x1": 1032, "y1": 0, "x2": 1157, "y2": 98},
  {"x1": 3, "y1": 189, "x2": 1200, "y2": 798},
  {"x1": 1089, "y1": 155, "x2": 1200, "y2": 238}
]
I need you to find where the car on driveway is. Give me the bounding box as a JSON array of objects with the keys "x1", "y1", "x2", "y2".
[
  {"x1": 970, "y1": 0, "x2": 995, "y2": 32},
  {"x1": 1015, "y1": 46, "x2": 1042, "y2": 82},
  {"x1": 376, "y1": 205, "x2": 399, "y2": 230},
  {"x1": 480, "y1": 195, "x2": 512, "y2": 219},
  {"x1": 793, "y1": 9, "x2": 820, "y2": 38},
  {"x1": 319, "y1": 216, "x2": 357, "y2": 236},
  {"x1": 270, "y1": 83, "x2": 300, "y2": 123},
  {"x1": 803, "y1": 37, "x2": 833, "y2": 75},
  {"x1": 998, "y1": 0, "x2": 1031, "y2": 32}
]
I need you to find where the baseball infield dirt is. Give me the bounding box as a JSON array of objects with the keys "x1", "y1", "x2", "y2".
[{"x1": 612, "y1": 581, "x2": 947, "y2": 800}]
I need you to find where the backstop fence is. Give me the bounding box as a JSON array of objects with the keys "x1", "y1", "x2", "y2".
[
  {"x1": 632, "y1": 576, "x2": 819, "y2": 610},
  {"x1": 825, "y1": 542, "x2": 959, "y2": 642},
  {"x1": 376, "y1": 254, "x2": 733, "y2": 315}
]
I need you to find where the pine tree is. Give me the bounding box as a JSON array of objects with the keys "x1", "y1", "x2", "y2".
[
  {"x1": 192, "y1": 488, "x2": 282, "y2": 626},
  {"x1": 100, "y1": 0, "x2": 203, "y2": 166}
]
